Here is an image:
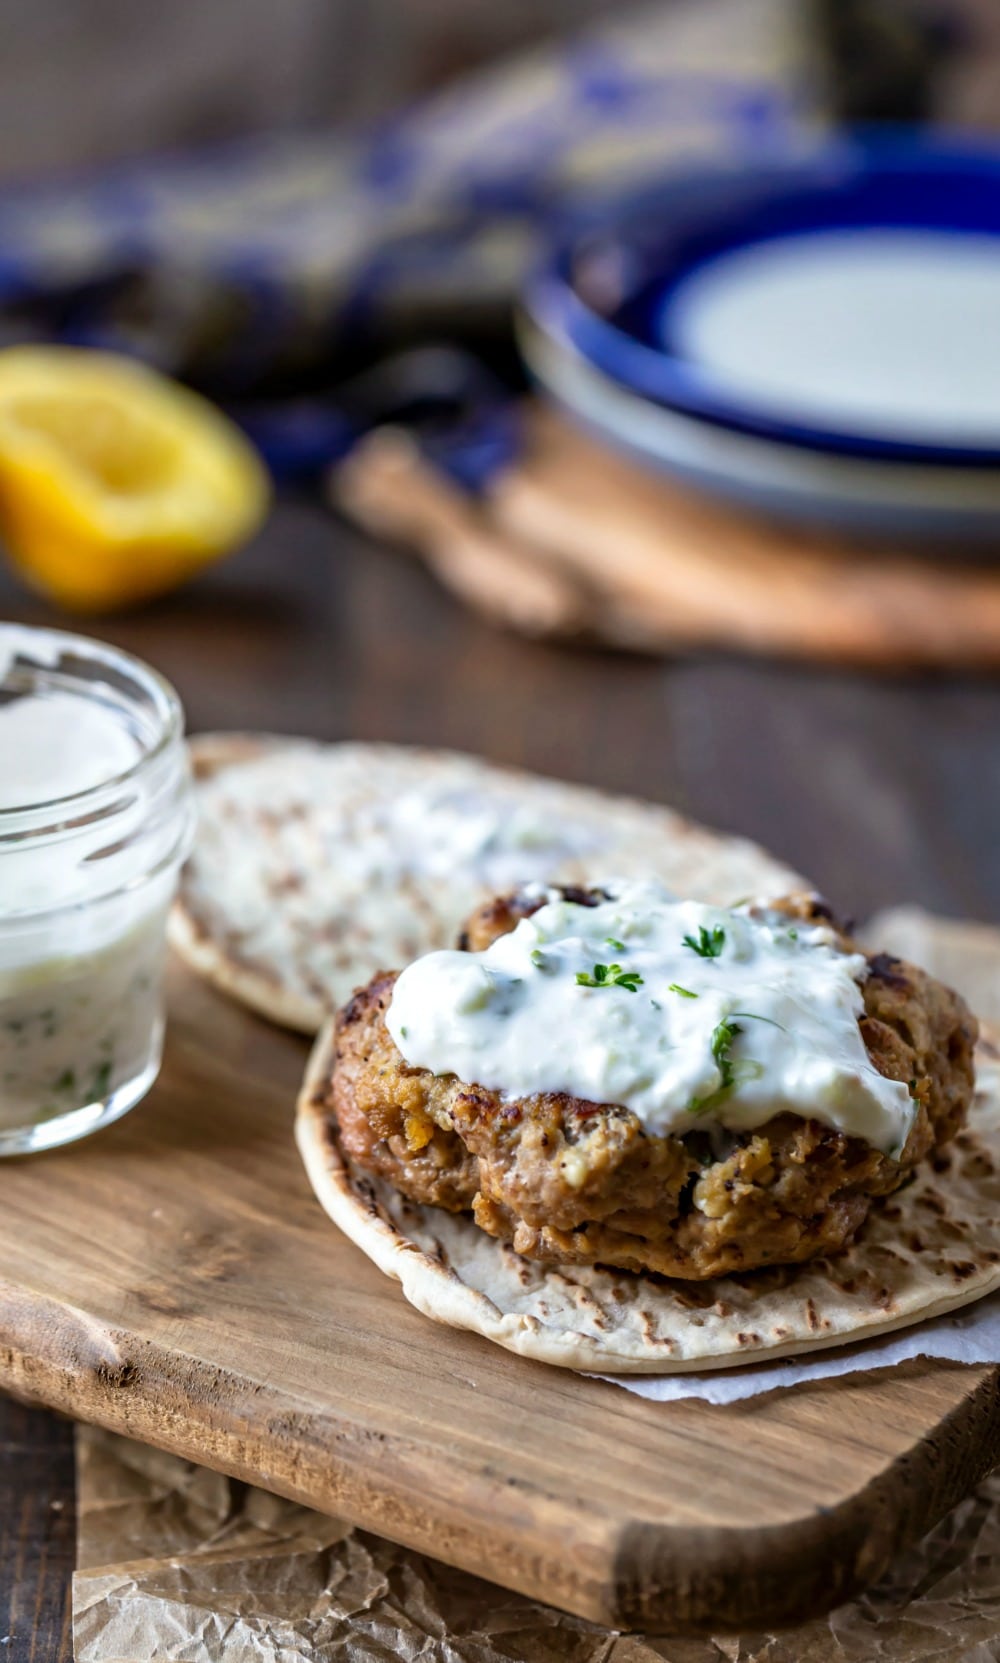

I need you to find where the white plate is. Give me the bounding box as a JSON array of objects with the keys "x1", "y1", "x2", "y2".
[
  {"x1": 519, "y1": 316, "x2": 1000, "y2": 543},
  {"x1": 665, "y1": 229, "x2": 1000, "y2": 449}
]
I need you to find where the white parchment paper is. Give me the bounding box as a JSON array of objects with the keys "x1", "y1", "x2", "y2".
[{"x1": 605, "y1": 1289, "x2": 1000, "y2": 1402}]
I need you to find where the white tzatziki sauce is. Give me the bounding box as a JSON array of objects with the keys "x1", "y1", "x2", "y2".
[
  {"x1": 0, "y1": 689, "x2": 171, "y2": 1129},
  {"x1": 387, "y1": 880, "x2": 916, "y2": 1157},
  {"x1": 0, "y1": 920, "x2": 168, "y2": 1127},
  {"x1": 0, "y1": 692, "x2": 139, "y2": 810}
]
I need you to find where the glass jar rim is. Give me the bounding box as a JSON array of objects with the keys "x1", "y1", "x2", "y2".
[{"x1": 0, "y1": 623, "x2": 184, "y2": 824}]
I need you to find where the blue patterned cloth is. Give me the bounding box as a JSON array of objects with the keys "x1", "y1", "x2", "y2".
[{"x1": 0, "y1": 5, "x2": 805, "y2": 390}]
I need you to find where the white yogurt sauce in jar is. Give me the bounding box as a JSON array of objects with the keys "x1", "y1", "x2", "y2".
[
  {"x1": 0, "y1": 625, "x2": 193, "y2": 1154},
  {"x1": 387, "y1": 880, "x2": 915, "y2": 1157}
]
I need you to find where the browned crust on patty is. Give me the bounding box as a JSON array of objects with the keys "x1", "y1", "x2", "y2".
[
  {"x1": 456, "y1": 885, "x2": 605, "y2": 952},
  {"x1": 319, "y1": 889, "x2": 978, "y2": 1279},
  {"x1": 331, "y1": 973, "x2": 480, "y2": 1213}
]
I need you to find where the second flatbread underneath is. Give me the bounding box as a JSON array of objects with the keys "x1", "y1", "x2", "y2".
[{"x1": 170, "y1": 735, "x2": 801, "y2": 1033}]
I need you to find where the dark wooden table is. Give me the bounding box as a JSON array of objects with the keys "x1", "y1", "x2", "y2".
[{"x1": 2, "y1": 494, "x2": 999, "y2": 1658}]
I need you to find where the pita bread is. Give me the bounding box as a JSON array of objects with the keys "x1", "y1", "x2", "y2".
[
  {"x1": 171, "y1": 734, "x2": 802, "y2": 1033},
  {"x1": 296, "y1": 1025, "x2": 1000, "y2": 1374}
]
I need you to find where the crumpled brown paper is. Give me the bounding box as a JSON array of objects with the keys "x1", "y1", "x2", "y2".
[
  {"x1": 73, "y1": 908, "x2": 1000, "y2": 1660},
  {"x1": 72, "y1": 1425, "x2": 609, "y2": 1663},
  {"x1": 73, "y1": 1424, "x2": 1000, "y2": 1663}
]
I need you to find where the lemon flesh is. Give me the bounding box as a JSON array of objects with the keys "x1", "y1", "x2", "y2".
[{"x1": 0, "y1": 347, "x2": 270, "y2": 610}]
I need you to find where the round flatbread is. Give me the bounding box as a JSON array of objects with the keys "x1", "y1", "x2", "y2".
[
  {"x1": 171, "y1": 734, "x2": 802, "y2": 1033},
  {"x1": 296, "y1": 1026, "x2": 1000, "y2": 1374}
]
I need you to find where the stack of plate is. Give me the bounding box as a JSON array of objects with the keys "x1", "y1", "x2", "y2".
[{"x1": 520, "y1": 135, "x2": 1000, "y2": 543}]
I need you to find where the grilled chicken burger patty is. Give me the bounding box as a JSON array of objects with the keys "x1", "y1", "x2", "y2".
[{"x1": 322, "y1": 889, "x2": 977, "y2": 1279}]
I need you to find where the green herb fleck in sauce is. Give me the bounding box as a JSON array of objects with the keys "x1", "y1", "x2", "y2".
[
  {"x1": 683, "y1": 925, "x2": 726, "y2": 960},
  {"x1": 576, "y1": 962, "x2": 644, "y2": 994},
  {"x1": 709, "y1": 1017, "x2": 742, "y2": 1089},
  {"x1": 90, "y1": 1059, "x2": 113, "y2": 1101},
  {"x1": 688, "y1": 1017, "x2": 743, "y2": 1113}
]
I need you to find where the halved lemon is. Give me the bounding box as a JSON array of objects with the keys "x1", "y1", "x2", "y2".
[{"x1": 0, "y1": 346, "x2": 270, "y2": 610}]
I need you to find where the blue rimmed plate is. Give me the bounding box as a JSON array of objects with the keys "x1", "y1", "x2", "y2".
[
  {"x1": 519, "y1": 315, "x2": 1000, "y2": 541},
  {"x1": 524, "y1": 133, "x2": 1000, "y2": 469}
]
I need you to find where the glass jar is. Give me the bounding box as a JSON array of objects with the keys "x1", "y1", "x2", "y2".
[{"x1": 0, "y1": 625, "x2": 194, "y2": 1154}]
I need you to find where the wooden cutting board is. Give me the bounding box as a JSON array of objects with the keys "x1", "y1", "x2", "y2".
[{"x1": 1, "y1": 959, "x2": 998, "y2": 1634}]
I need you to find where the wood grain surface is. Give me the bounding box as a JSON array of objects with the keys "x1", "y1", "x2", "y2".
[
  {"x1": 0, "y1": 1401, "x2": 73, "y2": 1662},
  {"x1": 2, "y1": 496, "x2": 1000, "y2": 1649}
]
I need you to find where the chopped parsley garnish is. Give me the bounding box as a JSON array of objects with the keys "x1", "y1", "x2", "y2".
[
  {"x1": 683, "y1": 925, "x2": 726, "y2": 960},
  {"x1": 709, "y1": 1017, "x2": 742, "y2": 1089},
  {"x1": 605, "y1": 937, "x2": 626, "y2": 952},
  {"x1": 787, "y1": 928, "x2": 798, "y2": 941},
  {"x1": 529, "y1": 948, "x2": 546, "y2": 967},
  {"x1": 668, "y1": 983, "x2": 698, "y2": 998},
  {"x1": 576, "y1": 962, "x2": 644, "y2": 993},
  {"x1": 688, "y1": 1018, "x2": 745, "y2": 1114},
  {"x1": 728, "y1": 1010, "x2": 785, "y2": 1032},
  {"x1": 688, "y1": 1012, "x2": 779, "y2": 1113}
]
